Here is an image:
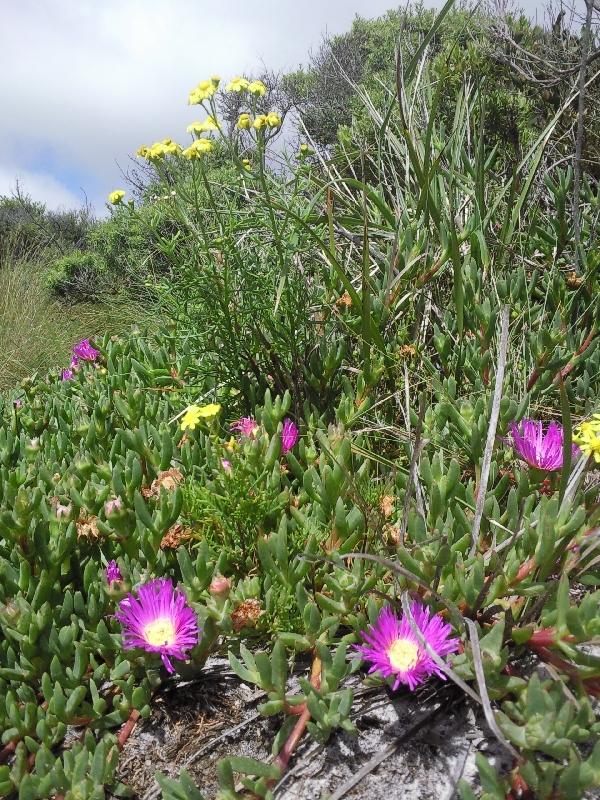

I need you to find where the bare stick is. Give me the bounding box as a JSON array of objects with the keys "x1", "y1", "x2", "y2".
[{"x1": 470, "y1": 305, "x2": 510, "y2": 557}]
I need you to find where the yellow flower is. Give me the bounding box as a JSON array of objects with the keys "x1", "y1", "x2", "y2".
[
  {"x1": 182, "y1": 138, "x2": 214, "y2": 159},
  {"x1": 108, "y1": 190, "x2": 125, "y2": 204},
  {"x1": 210, "y1": 75, "x2": 221, "y2": 89},
  {"x1": 187, "y1": 116, "x2": 219, "y2": 134},
  {"x1": 248, "y1": 79, "x2": 267, "y2": 96},
  {"x1": 135, "y1": 144, "x2": 149, "y2": 158},
  {"x1": 242, "y1": 158, "x2": 252, "y2": 170},
  {"x1": 180, "y1": 403, "x2": 222, "y2": 430},
  {"x1": 299, "y1": 143, "x2": 312, "y2": 156},
  {"x1": 226, "y1": 76, "x2": 249, "y2": 92},
  {"x1": 252, "y1": 114, "x2": 268, "y2": 130},
  {"x1": 266, "y1": 112, "x2": 282, "y2": 128},
  {"x1": 573, "y1": 417, "x2": 600, "y2": 463},
  {"x1": 188, "y1": 79, "x2": 218, "y2": 104},
  {"x1": 236, "y1": 113, "x2": 252, "y2": 130},
  {"x1": 161, "y1": 138, "x2": 181, "y2": 155}
]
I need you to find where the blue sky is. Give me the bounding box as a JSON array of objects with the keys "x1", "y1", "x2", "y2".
[{"x1": 1, "y1": 0, "x2": 548, "y2": 215}]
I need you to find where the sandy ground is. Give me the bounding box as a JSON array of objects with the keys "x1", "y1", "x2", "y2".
[{"x1": 112, "y1": 658, "x2": 513, "y2": 800}]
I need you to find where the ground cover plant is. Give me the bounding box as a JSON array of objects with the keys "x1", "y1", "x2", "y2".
[{"x1": 1, "y1": 3, "x2": 600, "y2": 798}]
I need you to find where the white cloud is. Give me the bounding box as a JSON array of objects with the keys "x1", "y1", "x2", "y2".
[
  {"x1": 0, "y1": 164, "x2": 82, "y2": 210},
  {"x1": 1, "y1": 0, "x2": 546, "y2": 213}
]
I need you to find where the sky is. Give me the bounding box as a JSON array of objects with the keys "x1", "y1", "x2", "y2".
[{"x1": 1, "y1": 0, "x2": 547, "y2": 215}]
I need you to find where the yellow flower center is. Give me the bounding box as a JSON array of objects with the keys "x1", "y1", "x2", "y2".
[
  {"x1": 144, "y1": 617, "x2": 176, "y2": 647},
  {"x1": 387, "y1": 638, "x2": 419, "y2": 671}
]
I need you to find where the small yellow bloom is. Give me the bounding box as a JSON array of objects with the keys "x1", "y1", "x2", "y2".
[
  {"x1": 182, "y1": 138, "x2": 214, "y2": 159},
  {"x1": 180, "y1": 403, "x2": 222, "y2": 430},
  {"x1": 236, "y1": 113, "x2": 252, "y2": 130},
  {"x1": 266, "y1": 112, "x2": 282, "y2": 128},
  {"x1": 299, "y1": 143, "x2": 312, "y2": 156},
  {"x1": 187, "y1": 116, "x2": 219, "y2": 134},
  {"x1": 242, "y1": 158, "x2": 252, "y2": 170},
  {"x1": 226, "y1": 76, "x2": 249, "y2": 92},
  {"x1": 573, "y1": 415, "x2": 600, "y2": 463},
  {"x1": 188, "y1": 79, "x2": 218, "y2": 104},
  {"x1": 136, "y1": 144, "x2": 150, "y2": 158},
  {"x1": 252, "y1": 114, "x2": 268, "y2": 130},
  {"x1": 210, "y1": 75, "x2": 221, "y2": 89},
  {"x1": 248, "y1": 79, "x2": 267, "y2": 96},
  {"x1": 108, "y1": 190, "x2": 125, "y2": 204}
]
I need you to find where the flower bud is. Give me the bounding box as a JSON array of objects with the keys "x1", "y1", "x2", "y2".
[{"x1": 209, "y1": 575, "x2": 231, "y2": 598}]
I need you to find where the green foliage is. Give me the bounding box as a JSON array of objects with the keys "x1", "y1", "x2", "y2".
[
  {"x1": 1, "y1": 4, "x2": 600, "y2": 800},
  {"x1": 45, "y1": 250, "x2": 108, "y2": 299}
]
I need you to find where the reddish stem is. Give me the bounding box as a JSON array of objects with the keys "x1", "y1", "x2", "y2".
[
  {"x1": 0, "y1": 740, "x2": 17, "y2": 764},
  {"x1": 272, "y1": 656, "x2": 322, "y2": 780},
  {"x1": 555, "y1": 329, "x2": 596, "y2": 383},
  {"x1": 117, "y1": 708, "x2": 140, "y2": 750}
]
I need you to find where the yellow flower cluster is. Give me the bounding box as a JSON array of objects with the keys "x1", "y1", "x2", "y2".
[
  {"x1": 182, "y1": 138, "x2": 214, "y2": 159},
  {"x1": 136, "y1": 139, "x2": 181, "y2": 161},
  {"x1": 236, "y1": 111, "x2": 282, "y2": 130},
  {"x1": 225, "y1": 77, "x2": 267, "y2": 96},
  {"x1": 180, "y1": 403, "x2": 221, "y2": 431},
  {"x1": 573, "y1": 415, "x2": 600, "y2": 463},
  {"x1": 186, "y1": 116, "x2": 219, "y2": 134},
  {"x1": 108, "y1": 190, "x2": 125, "y2": 204},
  {"x1": 188, "y1": 76, "x2": 220, "y2": 105}
]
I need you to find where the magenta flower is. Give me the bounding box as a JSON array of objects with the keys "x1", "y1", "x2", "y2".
[
  {"x1": 231, "y1": 416, "x2": 259, "y2": 437},
  {"x1": 221, "y1": 458, "x2": 232, "y2": 473},
  {"x1": 73, "y1": 339, "x2": 99, "y2": 362},
  {"x1": 106, "y1": 560, "x2": 122, "y2": 583},
  {"x1": 115, "y1": 578, "x2": 199, "y2": 673},
  {"x1": 281, "y1": 418, "x2": 299, "y2": 454},
  {"x1": 509, "y1": 419, "x2": 579, "y2": 472},
  {"x1": 354, "y1": 603, "x2": 459, "y2": 691},
  {"x1": 61, "y1": 368, "x2": 74, "y2": 381},
  {"x1": 13, "y1": 399, "x2": 23, "y2": 409}
]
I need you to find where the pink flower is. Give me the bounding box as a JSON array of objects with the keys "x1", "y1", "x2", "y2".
[
  {"x1": 106, "y1": 560, "x2": 123, "y2": 583},
  {"x1": 73, "y1": 339, "x2": 99, "y2": 362},
  {"x1": 231, "y1": 416, "x2": 260, "y2": 437},
  {"x1": 221, "y1": 459, "x2": 232, "y2": 473},
  {"x1": 281, "y1": 418, "x2": 299, "y2": 454},
  {"x1": 105, "y1": 497, "x2": 123, "y2": 516},
  {"x1": 115, "y1": 578, "x2": 199, "y2": 673},
  {"x1": 61, "y1": 368, "x2": 74, "y2": 381},
  {"x1": 509, "y1": 419, "x2": 579, "y2": 472},
  {"x1": 354, "y1": 603, "x2": 459, "y2": 691},
  {"x1": 13, "y1": 399, "x2": 23, "y2": 409}
]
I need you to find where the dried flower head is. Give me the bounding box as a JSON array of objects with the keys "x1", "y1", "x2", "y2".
[{"x1": 231, "y1": 598, "x2": 262, "y2": 632}]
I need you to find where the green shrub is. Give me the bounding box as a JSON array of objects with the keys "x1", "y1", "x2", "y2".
[{"x1": 46, "y1": 250, "x2": 108, "y2": 299}]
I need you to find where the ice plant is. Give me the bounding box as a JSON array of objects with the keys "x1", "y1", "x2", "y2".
[
  {"x1": 73, "y1": 339, "x2": 99, "y2": 362},
  {"x1": 509, "y1": 419, "x2": 578, "y2": 471},
  {"x1": 180, "y1": 403, "x2": 221, "y2": 430},
  {"x1": 115, "y1": 578, "x2": 199, "y2": 673},
  {"x1": 106, "y1": 561, "x2": 122, "y2": 584},
  {"x1": 573, "y1": 415, "x2": 600, "y2": 463},
  {"x1": 281, "y1": 418, "x2": 299, "y2": 454},
  {"x1": 61, "y1": 368, "x2": 74, "y2": 381},
  {"x1": 105, "y1": 497, "x2": 122, "y2": 516},
  {"x1": 355, "y1": 603, "x2": 459, "y2": 691},
  {"x1": 231, "y1": 416, "x2": 259, "y2": 437}
]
